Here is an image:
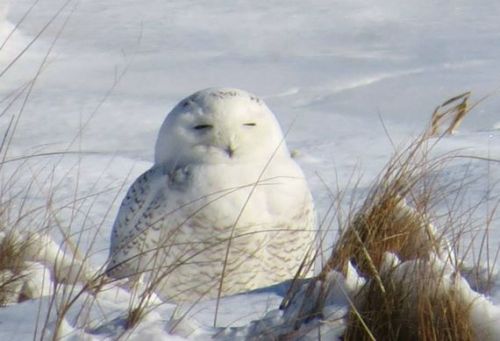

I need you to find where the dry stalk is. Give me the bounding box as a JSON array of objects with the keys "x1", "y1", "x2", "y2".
[{"x1": 429, "y1": 92, "x2": 471, "y2": 137}]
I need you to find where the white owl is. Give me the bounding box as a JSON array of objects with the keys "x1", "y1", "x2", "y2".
[{"x1": 106, "y1": 88, "x2": 316, "y2": 301}]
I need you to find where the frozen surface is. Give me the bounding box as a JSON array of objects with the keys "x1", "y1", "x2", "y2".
[{"x1": 1, "y1": 0, "x2": 500, "y2": 339}]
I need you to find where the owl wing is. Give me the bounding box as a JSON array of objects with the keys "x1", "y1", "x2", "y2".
[{"x1": 106, "y1": 165, "x2": 170, "y2": 279}]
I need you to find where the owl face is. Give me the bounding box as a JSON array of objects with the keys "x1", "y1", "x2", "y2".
[{"x1": 155, "y1": 88, "x2": 290, "y2": 165}]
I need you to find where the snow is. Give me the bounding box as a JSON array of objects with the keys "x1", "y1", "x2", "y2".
[{"x1": 1, "y1": 0, "x2": 500, "y2": 339}]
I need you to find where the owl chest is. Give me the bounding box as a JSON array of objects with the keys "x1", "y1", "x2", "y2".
[
  {"x1": 168, "y1": 180, "x2": 268, "y2": 235},
  {"x1": 159, "y1": 163, "x2": 309, "y2": 242},
  {"x1": 161, "y1": 164, "x2": 287, "y2": 237}
]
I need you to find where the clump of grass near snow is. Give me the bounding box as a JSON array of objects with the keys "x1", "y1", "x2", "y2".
[
  {"x1": 278, "y1": 124, "x2": 499, "y2": 340},
  {"x1": 344, "y1": 253, "x2": 476, "y2": 341},
  {"x1": 0, "y1": 230, "x2": 29, "y2": 305}
]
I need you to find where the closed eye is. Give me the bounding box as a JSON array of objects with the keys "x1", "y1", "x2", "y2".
[
  {"x1": 243, "y1": 123, "x2": 256, "y2": 127},
  {"x1": 193, "y1": 124, "x2": 213, "y2": 130}
]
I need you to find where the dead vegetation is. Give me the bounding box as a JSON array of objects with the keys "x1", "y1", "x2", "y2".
[
  {"x1": 0, "y1": 230, "x2": 29, "y2": 305},
  {"x1": 279, "y1": 94, "x2": 498, "y2": 340},
  {"x1": 343, "y1": 257, "x2": 476, "y2": 341},
  {"x1": 429, "y1": 92, "x2": 471, "y2": 137}
]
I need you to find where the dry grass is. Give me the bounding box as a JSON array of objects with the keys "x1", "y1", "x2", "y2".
[
  {"x1": 281, "y1": 133, "x2": 446, "y2": 323},
  {"x1": 429, "y1": 92, "x2": 471, "y2": 137},
  {"x1": 279, "y1": 102, "x2": 499, "y2": 340},
  {"x1": 0, "y1": 231, "x2": 29, "y2": 305},
  {"x1": 1, "y1": 3, "x2": 123, "y2": 338},
  {"x1": 344, "y1": 259, "x2": 475, "y2": 341}
]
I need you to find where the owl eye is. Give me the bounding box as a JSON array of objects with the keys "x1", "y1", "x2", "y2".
[
  {"x1": 193, "y1": 124, "x2": 213, "y2": 130},
  {"x1": 243, "y1": 123, "x2": 256, "y2": 127}
]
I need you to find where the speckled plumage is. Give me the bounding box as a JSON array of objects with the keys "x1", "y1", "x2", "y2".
[{"x1": 106, "y1": 88, "x2": 316, "y2": 301}]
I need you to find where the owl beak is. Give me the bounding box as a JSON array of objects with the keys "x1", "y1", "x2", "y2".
[{"x1": 225, "y1": 145, "x2": 235, "y2": 158}]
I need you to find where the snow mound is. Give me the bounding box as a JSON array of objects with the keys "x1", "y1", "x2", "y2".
[{"x1": 0, "y1": 231, "x2": 94, "y2": 305}]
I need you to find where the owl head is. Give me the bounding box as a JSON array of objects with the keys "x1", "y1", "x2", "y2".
[{"x1": 154, "y1": 88, "x2": 291, "y2": 166}]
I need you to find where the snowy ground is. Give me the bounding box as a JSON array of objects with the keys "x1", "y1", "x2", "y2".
[{"x1": 1, "y1": 0, "x2": 500, "y2": 339}]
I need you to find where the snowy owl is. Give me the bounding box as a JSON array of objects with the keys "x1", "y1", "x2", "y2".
[{"x1": 106, "y1": 88, "x2": 316, "y2": 301}]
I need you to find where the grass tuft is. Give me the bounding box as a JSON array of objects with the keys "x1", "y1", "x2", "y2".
[
  {"x1": 280, "y1": 94, "x2": 498, "y2": 339},
  {"x1": 0, "y1": 230, "x2": 31, "y2": 305},
  {"x1": 345, "y1": 257, "x2": 476, "y2": 341}
]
